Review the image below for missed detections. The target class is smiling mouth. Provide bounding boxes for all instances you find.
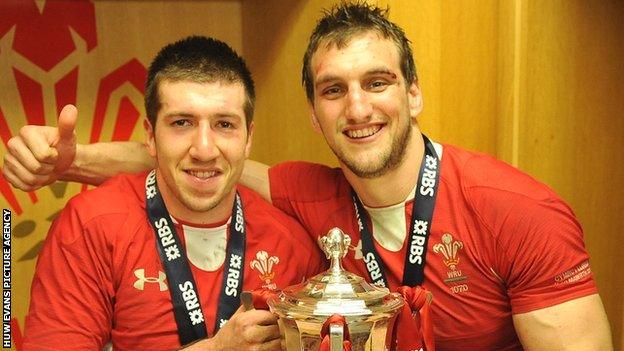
[343,125,382,139]
[186,170,219,180]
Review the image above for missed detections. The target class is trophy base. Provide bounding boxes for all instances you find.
[279,314,397,351]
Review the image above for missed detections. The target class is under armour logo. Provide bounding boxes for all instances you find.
[133,269,168,291]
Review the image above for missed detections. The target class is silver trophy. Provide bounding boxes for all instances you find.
[268,228,405,350]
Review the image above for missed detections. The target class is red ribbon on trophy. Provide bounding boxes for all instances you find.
[250,288,278,310]
[393,285,435,351]
[319,314,352,351]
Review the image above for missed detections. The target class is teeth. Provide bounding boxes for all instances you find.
[345,125,381,139]
[188,170,216,179]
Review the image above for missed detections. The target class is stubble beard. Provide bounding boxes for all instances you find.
[330,119,412,179]
[177,187,224,213]
[158,167,228,216]
[174,168,241,216]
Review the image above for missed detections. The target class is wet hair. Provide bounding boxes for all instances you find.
[144,36,255,128]
[302,2,417,102]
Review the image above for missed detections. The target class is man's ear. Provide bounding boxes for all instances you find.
[408,81,424,121]
[144,118,157,157]
[244,122,254,158]
[309,103,322,133]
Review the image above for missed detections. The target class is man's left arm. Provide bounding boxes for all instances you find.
[466,171,614,351]
[513,294,613,350]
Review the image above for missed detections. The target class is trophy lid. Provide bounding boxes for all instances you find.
[269,228,403,321]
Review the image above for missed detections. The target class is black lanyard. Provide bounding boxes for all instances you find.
[353,135,440,287]
[145,170,246,345]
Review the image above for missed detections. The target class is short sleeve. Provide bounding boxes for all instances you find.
[472,189,597,314]
[23,200,118,349]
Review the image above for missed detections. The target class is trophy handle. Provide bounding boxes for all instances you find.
[329,323,344,351]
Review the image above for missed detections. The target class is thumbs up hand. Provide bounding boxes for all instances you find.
[51,104,78,173]
[2,104,78,191]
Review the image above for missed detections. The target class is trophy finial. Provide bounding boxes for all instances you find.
[318,227,351,274]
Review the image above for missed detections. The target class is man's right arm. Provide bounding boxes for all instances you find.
[2,104,274,200]
[65,141,153,185]
[240,159,271,203]
[2,104,153,190]
[4,136,270,201]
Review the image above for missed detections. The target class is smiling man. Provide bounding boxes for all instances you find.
[17,36,323,350]
[148,79,249,224]
[264,5,612,349]
[3,3,614,351]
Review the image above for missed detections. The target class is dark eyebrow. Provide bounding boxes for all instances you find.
[315,74,341,89]
[213,112,243,119]
[364,68,397,79]
[162,112,195,119]
[162,112,243,120]
[315,67,398,88]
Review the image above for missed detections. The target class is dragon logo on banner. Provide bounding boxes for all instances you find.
[0,1,147,347]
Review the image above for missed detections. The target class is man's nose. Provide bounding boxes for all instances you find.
[188,122,218,161]
[345,87,373,122]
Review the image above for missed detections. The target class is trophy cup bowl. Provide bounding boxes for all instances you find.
[268,228,404,350]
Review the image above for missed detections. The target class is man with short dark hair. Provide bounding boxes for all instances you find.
[3,3,613,350]
[19,36,323,350]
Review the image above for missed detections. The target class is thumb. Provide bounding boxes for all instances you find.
[231,304,246,316]
[57,104,77,142]
[52,104,77,172]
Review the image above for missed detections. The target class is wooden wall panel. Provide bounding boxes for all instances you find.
[437,1,500,154]
[242,0,337,167]
[519,1,624,346]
